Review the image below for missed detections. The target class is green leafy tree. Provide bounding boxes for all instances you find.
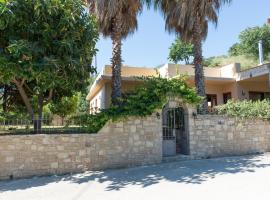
[50,95,79,125]
[168,39,193,64]
[203,57,221,67]
[88,0,142,105]
[0,0,98,133]
[147,0,231,114]
[77,75,96,114]
[235,25,270,60]
[228,43,243,57]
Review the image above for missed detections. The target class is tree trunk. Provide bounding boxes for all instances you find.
[33,94,43,134]
[111,13,122,106]
[193,19,208,114]
[13,80,34,119]
[3,85,8,113]
[61,116,64,126]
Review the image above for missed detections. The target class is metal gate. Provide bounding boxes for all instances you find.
[162,107,188,157]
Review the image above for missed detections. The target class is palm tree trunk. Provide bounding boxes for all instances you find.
[193,20,208,114]
[111,13,122,106]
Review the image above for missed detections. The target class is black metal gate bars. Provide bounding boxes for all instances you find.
[162,107,188,156]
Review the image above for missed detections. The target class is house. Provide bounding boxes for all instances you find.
[86,63,270,114]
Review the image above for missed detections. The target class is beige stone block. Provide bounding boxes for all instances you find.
[136,124,143,129]
[57,146,64,151]
[116,122,124,128]
[70,138,76,142]
[42,138,50,144]
[51,162,58,169]
[240,132,245,138]
[25,140,32,145]
[100,127,110,134]
[210,136,216,141]
[98,150,105,156]
[7,145,15,150]
[114,127,123,133]
[146,141,154,148]
[31,145,37,150]
[38,146,44,151]
[64,159,71,163]
[133,134,139,141]
[134,120,141,125]
[134,141,142,146]
[228,133,233,140]
[79,150,86,156]
[6,156,14,162]
[58,153,68,159]
[128,138,133,145]
[130,126,136,133]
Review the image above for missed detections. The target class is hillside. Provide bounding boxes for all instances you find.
[204,55,270,70]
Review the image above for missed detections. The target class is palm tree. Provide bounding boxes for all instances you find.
[148,0,231,114]
[87,0,142,106]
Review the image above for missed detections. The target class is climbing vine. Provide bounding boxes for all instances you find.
[74,76,202,133]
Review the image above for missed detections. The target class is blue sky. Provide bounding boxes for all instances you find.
[95,0,270,72]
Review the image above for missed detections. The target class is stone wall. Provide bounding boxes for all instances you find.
[0,112,162,180]
[189,115,270,158]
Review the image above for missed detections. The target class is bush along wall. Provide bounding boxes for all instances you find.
[216,100,270,120]
[75,76,202,133]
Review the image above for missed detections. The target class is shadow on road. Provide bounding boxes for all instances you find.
[1,154,270,192]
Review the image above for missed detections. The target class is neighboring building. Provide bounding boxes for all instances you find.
[86,63,270,114]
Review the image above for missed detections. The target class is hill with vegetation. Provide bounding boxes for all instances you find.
[203,55,270,70]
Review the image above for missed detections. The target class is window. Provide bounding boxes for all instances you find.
[249,92,270,101]
[207,94,217,108]
[223,92,232,104]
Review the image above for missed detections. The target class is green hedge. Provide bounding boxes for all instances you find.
[216,100,270,120]
[74,76,202,133]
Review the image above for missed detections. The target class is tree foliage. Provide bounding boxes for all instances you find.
[0,0,98,131]
[50,95,79,119]
[229,25,270,59]
[168,39,193,64]
[228,43,243,57]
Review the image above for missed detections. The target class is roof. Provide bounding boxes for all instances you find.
[86,65,158,101]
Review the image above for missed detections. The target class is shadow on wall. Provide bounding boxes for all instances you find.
[1,154,270,192]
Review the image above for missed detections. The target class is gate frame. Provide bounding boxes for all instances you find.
[161,99,193,157]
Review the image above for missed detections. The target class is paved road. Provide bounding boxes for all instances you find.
[1,154,270,200]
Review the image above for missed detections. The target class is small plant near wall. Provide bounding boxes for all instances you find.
[216,100,270,120]
[75,76,202,133]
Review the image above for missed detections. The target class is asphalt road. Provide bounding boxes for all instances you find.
[1,153,270,200]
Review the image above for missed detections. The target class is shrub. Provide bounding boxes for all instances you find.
[0,111,30,122]
[75,76,202,133]
[216,100,270,120]
[73,112,110,133]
